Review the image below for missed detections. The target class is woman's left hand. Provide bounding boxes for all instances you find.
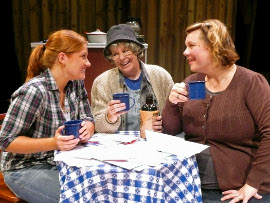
[79,120,95,143]
[221,183,262,203]
[152,115,162,132]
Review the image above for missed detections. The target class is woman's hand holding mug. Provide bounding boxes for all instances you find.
[169,82,188,104]
[107,100,127,123]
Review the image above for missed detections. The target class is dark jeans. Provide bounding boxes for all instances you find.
[202,189,270,203]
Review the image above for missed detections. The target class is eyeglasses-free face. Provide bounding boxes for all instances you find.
[183,29,213,73]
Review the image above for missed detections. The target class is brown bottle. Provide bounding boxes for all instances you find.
[140,94,159,138]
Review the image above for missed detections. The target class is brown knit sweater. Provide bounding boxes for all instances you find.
[162,66,270,193]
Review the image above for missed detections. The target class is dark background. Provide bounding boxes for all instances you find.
[1,1,22,113]
[235,0,267,72]
[0,0,268,113]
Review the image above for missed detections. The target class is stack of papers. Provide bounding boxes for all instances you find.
[54,131,208,170]
[145,130,209,158]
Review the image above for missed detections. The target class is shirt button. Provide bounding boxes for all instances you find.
[203,114,206,118]
[202,125,205,129]
[210,95,213,98]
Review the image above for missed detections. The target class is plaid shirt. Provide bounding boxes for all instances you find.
[0,69,94,171]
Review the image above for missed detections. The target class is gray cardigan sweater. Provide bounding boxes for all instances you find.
[91,62,174,133]
[162,66,270,193]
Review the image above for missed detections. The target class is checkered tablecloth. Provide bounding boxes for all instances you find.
[56,131,202,203]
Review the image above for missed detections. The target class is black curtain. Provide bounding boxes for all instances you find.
[0,1,22,113]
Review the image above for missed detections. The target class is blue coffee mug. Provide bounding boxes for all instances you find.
[188,81,206,100]
[62,120,82,138]
[113,93,135,112]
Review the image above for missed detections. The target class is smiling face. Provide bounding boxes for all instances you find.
[65,43,91,80]
[183,29,214,73]
[110,43,141,79]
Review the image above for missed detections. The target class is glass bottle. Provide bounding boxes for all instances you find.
[141,94,157,111]
[140,94,159,139]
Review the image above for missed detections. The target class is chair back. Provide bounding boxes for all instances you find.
[0,113,6,127]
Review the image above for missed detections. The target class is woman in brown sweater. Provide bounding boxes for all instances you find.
[162,19,270,203]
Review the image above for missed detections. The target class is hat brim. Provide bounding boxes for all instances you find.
[104,38,144,58]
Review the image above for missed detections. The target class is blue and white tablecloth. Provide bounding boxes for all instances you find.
[56,131,202,203]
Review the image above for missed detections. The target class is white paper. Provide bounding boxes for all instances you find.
[145,130,208,158]
[96,142,170,170]
[54,134,171,170]
[61,157,103,167]
[54,145,94,161]
[54,131,205,170]
[89,133,139,145]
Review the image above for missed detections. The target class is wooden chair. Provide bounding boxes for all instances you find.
[0,113,26,203]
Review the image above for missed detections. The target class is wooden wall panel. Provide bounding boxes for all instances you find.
[29,0,42,41]
[41,0,53,35]
[12,0,237,84]
[158,0,168,70]
[206,0,214,19]
[147,0,159,64]
[173,0,188,82]
[78,0,87,33]
[57,0,70,29]
[196,0,206,21]
[166,0,175,75]
[95,0,106,31]
[70,0,78,31]
[129,0,140,17]
[226,0,237,39]
[107,0,116,29]
[218,0,226,20]
[138,0,148,36]
[185,0,195,77]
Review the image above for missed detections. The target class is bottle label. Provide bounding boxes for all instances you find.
[140,110,159,138]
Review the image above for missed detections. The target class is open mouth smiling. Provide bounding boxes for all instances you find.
[187,58,195,64]
[120,61,130,67]
[82,68,86,73]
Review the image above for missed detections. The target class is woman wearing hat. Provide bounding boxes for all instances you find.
[91,24,174,133]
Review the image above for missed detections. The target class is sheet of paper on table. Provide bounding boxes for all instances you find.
[54,132,208,171]
[54,133,166,170]
[90,133,139,145]
[145,130,209,158]
[54,140,170,171]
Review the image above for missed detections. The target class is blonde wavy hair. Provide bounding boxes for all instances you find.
[186,19,239,67]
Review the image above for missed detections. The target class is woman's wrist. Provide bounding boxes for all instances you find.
[106,112,117,124]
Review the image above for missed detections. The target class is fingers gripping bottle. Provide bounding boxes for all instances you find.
[140,94,159,138]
